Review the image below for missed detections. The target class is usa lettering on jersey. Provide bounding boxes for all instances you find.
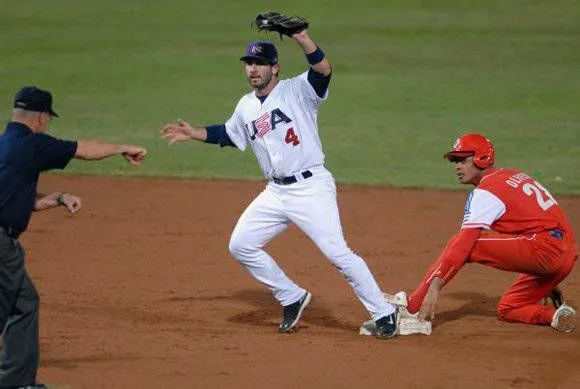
[224,71,327,178]
[247,108,292,140]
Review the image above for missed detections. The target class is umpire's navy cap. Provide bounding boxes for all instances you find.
[240,41,278,65]
[13,86,59,117]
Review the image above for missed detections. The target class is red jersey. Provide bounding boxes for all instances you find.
[407,167,577,316]
[461,168,574,237]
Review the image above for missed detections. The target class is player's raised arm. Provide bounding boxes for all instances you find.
[254,12,331,98]
[292,30,331,76]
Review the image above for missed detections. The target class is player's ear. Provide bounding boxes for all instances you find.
[34,112,44,129]
[273,64,280,77]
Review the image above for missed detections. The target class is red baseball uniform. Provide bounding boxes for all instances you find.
[408,167,577,325]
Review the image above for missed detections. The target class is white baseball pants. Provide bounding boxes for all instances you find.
[228,166,394,321]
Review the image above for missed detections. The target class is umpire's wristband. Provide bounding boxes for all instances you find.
[306,47,325,65]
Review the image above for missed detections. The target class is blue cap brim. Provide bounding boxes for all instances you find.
[240,55,277,65]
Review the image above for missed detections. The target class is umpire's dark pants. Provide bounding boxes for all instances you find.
[0,231,39,388]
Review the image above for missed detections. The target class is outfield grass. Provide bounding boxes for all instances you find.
[1,0,579,193]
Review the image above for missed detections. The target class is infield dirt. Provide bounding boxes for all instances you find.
[26,175,580,389]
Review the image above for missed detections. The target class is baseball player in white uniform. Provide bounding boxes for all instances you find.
[161,28,398,338]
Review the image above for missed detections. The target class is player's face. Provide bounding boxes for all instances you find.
[244,60,278,90]
[453,156,483,185]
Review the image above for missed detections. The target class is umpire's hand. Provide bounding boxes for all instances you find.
[60,193,82,214]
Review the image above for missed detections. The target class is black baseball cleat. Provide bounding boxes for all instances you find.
[374,309,399,339]
[548,288,564,308]
[278,291,312,333]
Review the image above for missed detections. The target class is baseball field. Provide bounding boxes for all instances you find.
[2,0,580,388]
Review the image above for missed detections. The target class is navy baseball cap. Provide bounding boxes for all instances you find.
[13,86,59,117]
[240,41,278,65]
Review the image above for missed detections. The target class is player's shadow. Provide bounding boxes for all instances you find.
[227,289,355,332]
[435,291,499,325]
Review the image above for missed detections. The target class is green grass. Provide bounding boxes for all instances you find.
[1,0,579,193]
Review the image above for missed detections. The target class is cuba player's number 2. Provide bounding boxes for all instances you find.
[523,181,557,211]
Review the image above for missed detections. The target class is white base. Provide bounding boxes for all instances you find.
[359,317,432,336]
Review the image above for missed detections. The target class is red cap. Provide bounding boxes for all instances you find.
[444,133,495,168]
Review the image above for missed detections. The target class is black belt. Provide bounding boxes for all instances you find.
[272,170,313,185]
[0,225,21,239]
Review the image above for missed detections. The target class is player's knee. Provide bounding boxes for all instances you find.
[496,303,512,321]
[228,236,243,257]
[228,235,256,258]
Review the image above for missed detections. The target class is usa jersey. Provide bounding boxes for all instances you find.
[461,168,573,235]
[224,71,327,178]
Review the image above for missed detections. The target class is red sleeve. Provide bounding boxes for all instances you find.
[429,228,482,284]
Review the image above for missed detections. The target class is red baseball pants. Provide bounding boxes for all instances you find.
[408,230,577,325]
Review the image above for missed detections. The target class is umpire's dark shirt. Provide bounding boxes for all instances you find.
[0,121,77,234]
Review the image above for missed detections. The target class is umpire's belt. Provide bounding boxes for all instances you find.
[0,225,21,239]
[272,170,313,185]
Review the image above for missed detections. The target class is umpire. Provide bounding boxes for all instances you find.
[0,86,147,389]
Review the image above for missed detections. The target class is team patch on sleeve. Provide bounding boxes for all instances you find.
[461,189,506,230]
[462,191,474,224]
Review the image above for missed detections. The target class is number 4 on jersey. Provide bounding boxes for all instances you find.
[285,128,300,146]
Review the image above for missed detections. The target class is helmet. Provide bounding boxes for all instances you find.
[444,133,495,169]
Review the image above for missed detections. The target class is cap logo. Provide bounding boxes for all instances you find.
[251,45,263,54]
[15,101,27,108]
[453,138,461,150]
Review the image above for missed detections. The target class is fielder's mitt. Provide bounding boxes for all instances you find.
[254,12,309,38]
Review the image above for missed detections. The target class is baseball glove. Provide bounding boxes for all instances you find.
[254,12,309,38]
